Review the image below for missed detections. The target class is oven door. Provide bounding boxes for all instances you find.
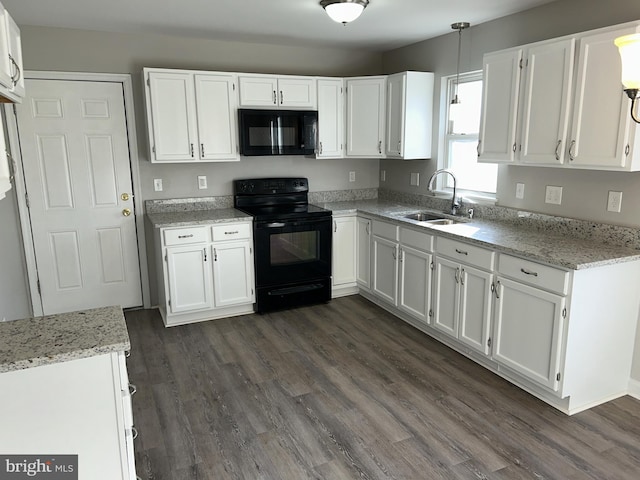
[254,216,332,287]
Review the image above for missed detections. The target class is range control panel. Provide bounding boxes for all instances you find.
[234,178,308,196]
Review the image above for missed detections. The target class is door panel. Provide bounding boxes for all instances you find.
[17,79,142,314]
[458,266,493,354]
[432,256,459,337]
[213,241,254,307]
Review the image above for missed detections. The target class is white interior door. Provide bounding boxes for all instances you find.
[16,79,142,314]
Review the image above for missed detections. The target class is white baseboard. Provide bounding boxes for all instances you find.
[629,378,640,400]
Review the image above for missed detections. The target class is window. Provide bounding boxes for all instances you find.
[440,71,497,197]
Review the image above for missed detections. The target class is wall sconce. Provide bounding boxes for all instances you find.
[320,0,369,25]
[615,33,640,123]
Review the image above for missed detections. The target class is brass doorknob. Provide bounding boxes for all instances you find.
[121,193,130,201]
[122,208,131,217]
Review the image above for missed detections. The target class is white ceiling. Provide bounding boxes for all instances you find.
[2,0,558,52]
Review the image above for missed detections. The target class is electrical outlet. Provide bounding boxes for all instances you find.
[410,172,420,186]
[607,191,623,213]
[154,178,163,192]
[515,183,525,199]
[198,175,208,189]
[380,170,386,182]
[349,171,356,182]
[545,185,563,205]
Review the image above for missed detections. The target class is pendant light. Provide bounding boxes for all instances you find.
[451,22,470,105]
[320,0,370,25]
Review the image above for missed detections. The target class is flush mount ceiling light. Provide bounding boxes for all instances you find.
[451,21,470,106]
[615,33,640,123]
[320,0,370,25]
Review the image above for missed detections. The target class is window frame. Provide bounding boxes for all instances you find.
[437,70,497,203]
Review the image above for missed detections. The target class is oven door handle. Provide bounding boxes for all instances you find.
[264,222,286,228]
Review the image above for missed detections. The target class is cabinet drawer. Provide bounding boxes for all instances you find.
[212,222,252,242]
[498,254,570,295]
[400,227,434,252]
[163,226,209,246]
[372,220,399,241]
[436,237,495,271]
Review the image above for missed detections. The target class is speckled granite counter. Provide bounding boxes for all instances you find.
[321,199,640,270]
[147,207,251,229]
[0,306,130,373]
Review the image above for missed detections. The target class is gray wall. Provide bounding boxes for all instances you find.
[381,0,640,382]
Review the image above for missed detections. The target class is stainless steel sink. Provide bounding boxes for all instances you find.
[404,212,446,222]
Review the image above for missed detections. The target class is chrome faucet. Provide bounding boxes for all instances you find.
[427,169,460,215]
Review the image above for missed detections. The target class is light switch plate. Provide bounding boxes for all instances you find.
[545,185,563,205]
[153,178,163,192]
[515,183,525,199]
[198,175,207,189]
[410,172,420,186]
[607,191,623,213]
[349,171,356,182]
[380,170,386,182]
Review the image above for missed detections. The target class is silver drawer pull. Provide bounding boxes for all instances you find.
[225,231,239,235]
[455,248,468,255]
[128,383,137,396]
[178,234,194,239]
[520,268,538,277]
[266,222,285,228]
[132,426,138,440]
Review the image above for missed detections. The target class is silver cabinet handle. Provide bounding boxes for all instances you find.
[319,141,323,155]
[397,140,401,154]
[213,248,217,261]
[399,249,404,263]
[460,268,465,285]
[334,220,337,233]
[477,140,481,157]
[132,426,138,440]
[8,54,19,86]
[569,140,576,161]
[266,222,285,228]
[378,140,382,154]
[178,234,194,239]
[190,143,194,158]
[495,280,501,299]
[280,90,283,105]
[520,268,538,277]
[455,248,468,256]
[201,143,205,158]
[272,90,277,104]
[392,249,397,260]
[128,383,137,395]
[366,222,370,235]
[555,140,562,161]
[203,248,207,262]
[455,267,460,284]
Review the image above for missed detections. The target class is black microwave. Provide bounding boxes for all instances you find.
[238,109,318,156]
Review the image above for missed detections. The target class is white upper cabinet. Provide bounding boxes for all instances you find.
[519,38,575,165]
[478,49,523,164]
[238,74,316,108]
[479,21,640,171]
[0,109,9,200]
[0,2,24,103]
[385,71,434,159]
[144,68,239,163]
[346,76,386,158]
[316,78,344,158]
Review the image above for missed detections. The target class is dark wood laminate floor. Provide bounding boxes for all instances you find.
[125,296,640,480]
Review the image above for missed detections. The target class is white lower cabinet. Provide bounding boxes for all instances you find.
[156,221,255,326]
[0,352,136,479]
[332,214,358,296]
[432,238,494,355]
[397,228,433,324]
[493,276,566,390]
[371,220,399,305]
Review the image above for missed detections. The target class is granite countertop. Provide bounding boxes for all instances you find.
[0,306,130,373]
[321,199,640,270]
[147,207,251,228]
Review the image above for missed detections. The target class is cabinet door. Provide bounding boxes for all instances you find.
[5,13,24,100]
[432,256,460,337]
[385,73,405,158]
[238,76,278,107]
[493,277,565,391]
[478,49,523,163]
[458,265,493,354]
[371,235,398,304]
[147,71,198,162]
[519,39,575,165]
[346,77,386,158]
[332,216,357,287]
[165,244,214,313]
[0,4,12,90]
[568,27,636,169]
[194,74,239,161]
[398,245,432,324]
[212,241,254,307]
[317,78,344,158]
[356,216,371,290]
[278,77,317,108]
[0,110,10,200]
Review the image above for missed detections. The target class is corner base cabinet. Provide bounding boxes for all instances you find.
[155,221,255,327]
[0,352,136,479]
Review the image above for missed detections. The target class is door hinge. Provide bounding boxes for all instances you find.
[556,372,561,382]
[562,307,567,318]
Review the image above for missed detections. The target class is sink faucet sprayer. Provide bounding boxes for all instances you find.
[427,169,460,216]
